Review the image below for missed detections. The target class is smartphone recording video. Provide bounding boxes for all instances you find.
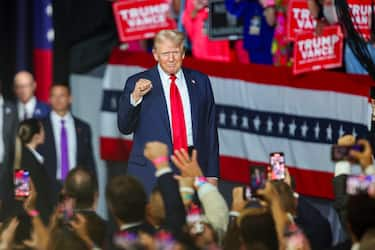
[244,166,267,200]
[346,175,375,196]
[14,169,30,198]
[270,152,285,180]
[331,144,364,162]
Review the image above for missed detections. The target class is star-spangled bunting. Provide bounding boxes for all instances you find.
[101,90,368,145]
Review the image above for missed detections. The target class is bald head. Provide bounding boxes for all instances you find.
[64,167,98,210]
[14,71,36,103]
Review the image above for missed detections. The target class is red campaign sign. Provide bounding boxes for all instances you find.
[347,0,372,40]
[287,0,317,41]
[112,0,177,42]
[293,25,344,75]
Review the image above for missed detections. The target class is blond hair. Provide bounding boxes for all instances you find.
[153,29,185,50]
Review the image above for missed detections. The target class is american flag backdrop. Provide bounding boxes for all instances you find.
[33,0,53,102]
[100,48,373,199]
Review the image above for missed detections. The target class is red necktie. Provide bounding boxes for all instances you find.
[169,74,188,151]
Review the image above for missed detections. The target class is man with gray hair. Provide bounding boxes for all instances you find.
[117,29,219,193]
[13,71,50,121]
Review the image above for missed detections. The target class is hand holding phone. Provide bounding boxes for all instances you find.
[270,152,285,180]
[14,169,30,198]
[331,144,364,162]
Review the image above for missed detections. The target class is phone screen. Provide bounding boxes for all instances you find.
[14,169,30,197]
[331,145,364,162]
[270,152,285,180]
[347,175,375,195]
[244,166,267,200]
[243,186,252,200]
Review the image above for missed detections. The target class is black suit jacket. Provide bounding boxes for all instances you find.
[157,172,186,238]
[20,147,53,223]
[0,146,53,223]
[38,114,96,202]
[0,101,18,203]
[296,197,333,249]
[333,175,350,236]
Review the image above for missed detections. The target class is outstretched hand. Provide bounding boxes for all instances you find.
[171,149,203,177]
[350,139,373,172]
[0,217,19,248]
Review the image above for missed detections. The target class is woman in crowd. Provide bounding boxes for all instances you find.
[1,119,52,225]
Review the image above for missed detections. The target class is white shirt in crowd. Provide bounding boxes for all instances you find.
[18,96,36,120]
[130,64,193,146]
[0,96,4,163]
[50,111,77,180]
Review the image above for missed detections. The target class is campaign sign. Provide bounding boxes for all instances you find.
[112,0,177,42]
[287,0,317,41]
[347,0,372,40]
[293,25,343,75]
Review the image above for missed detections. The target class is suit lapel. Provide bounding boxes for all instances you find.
[45,117,57,178]
[150,67,172,142]
[73,118,82,163]
[2,103,12,147]
[33,101,41,117]
[182,68,198,144]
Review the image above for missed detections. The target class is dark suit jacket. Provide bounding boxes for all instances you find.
[19,147,53,223]
[0,146,53,224]
[38,114,96,202]
[333,175,350,235]
[296,197,333,249]
[118,66,219,191]
[16,99,50,122]
[157,172,186,238]
[368,120,375,158]
[0,100,18,207]
[32,100,50,119]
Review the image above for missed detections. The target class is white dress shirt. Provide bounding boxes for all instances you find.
[0,96,4,163]
[130,65,193,146]
[50,111,77,180]
[18,96,36,120]
[27,146,44,164]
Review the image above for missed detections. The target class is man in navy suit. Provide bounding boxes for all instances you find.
[13,71,50,121]
[117,29,219,193]
[38,84,96,203]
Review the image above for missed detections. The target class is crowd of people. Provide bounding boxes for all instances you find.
[0,71,96,223]
[0,5,374,247]
[0,135,374,249]
[0,58,374,250]
[126,0,374,76]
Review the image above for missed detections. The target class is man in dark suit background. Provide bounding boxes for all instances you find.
[38,84,96,203]
[0,80,18,217]
[13,71,50,121]
[117,29,219,193]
